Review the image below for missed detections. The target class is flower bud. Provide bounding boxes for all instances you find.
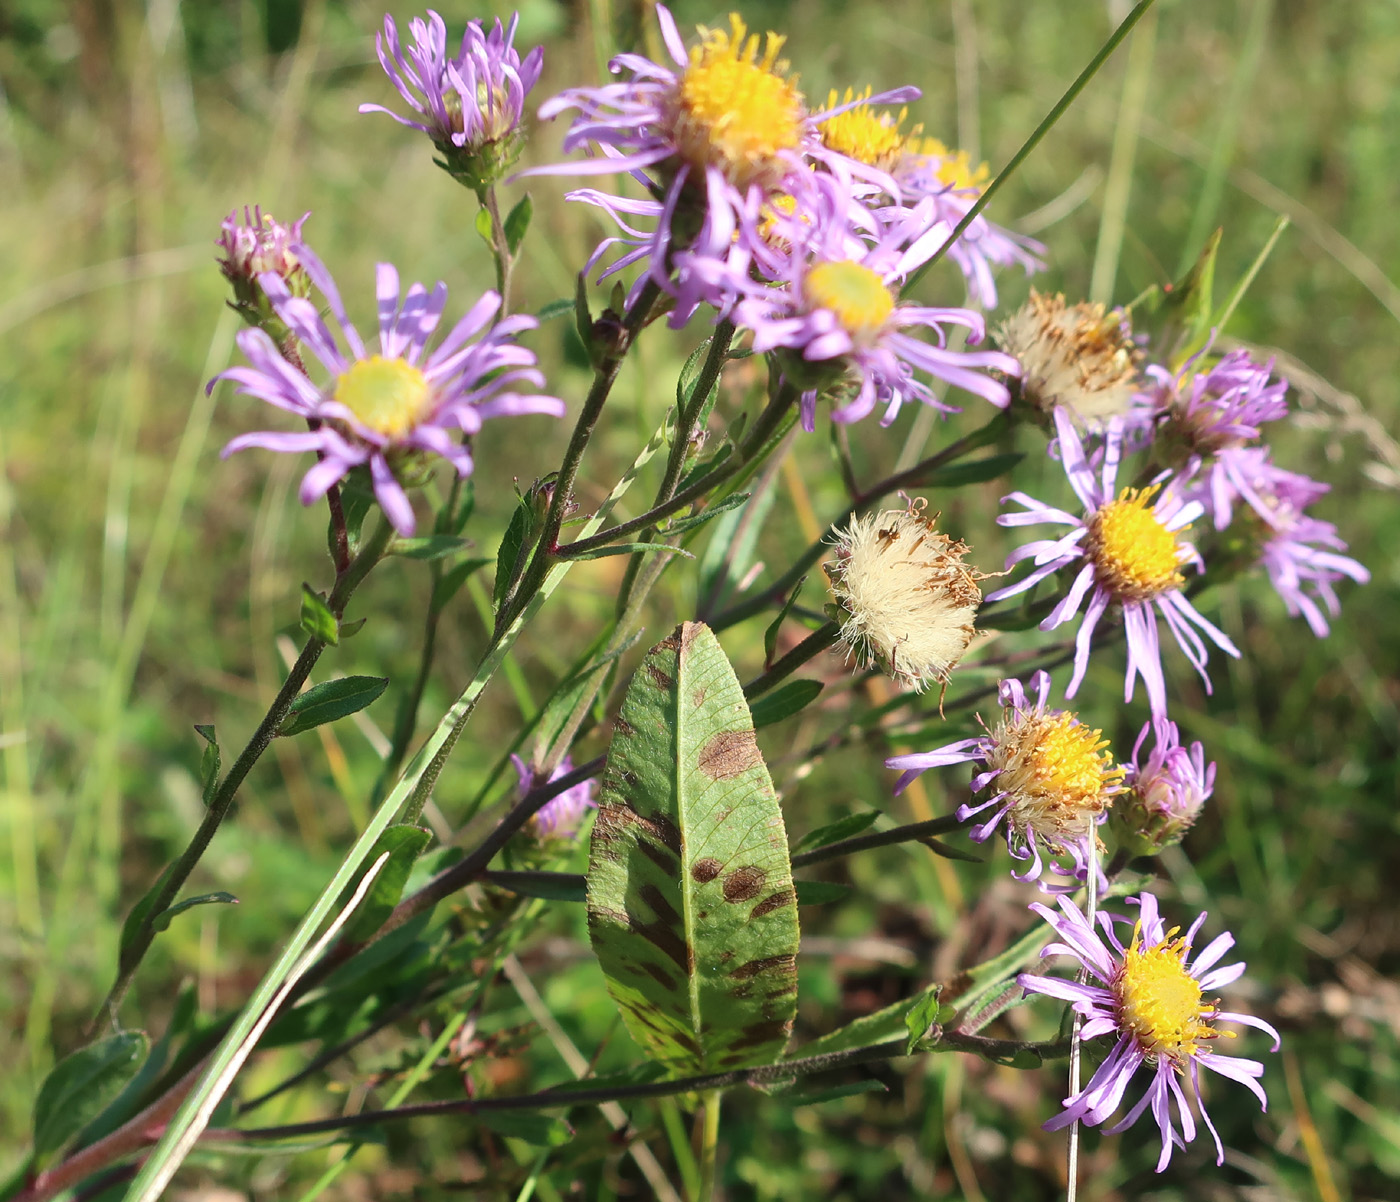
[216,207,311,339]
[1111,718,1214,856]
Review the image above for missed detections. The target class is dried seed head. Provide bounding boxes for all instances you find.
[996,289,1141,428]
[826,499,982,694]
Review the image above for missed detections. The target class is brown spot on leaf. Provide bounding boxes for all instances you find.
[750,889,795,919]
[698,729,760,779]
[691,686,707,708]
[613,715,635,738]
[728,1018,793,1050]
[619,768,640,788]
[722,866,766,903]
[691,857,723,883]
[656,630,683,653]
[646,663,675,690]
[638,838,679,876]
[640,962,677,991]
[730,953,797,980]
[640,882,681,926]
[650,812,683,856]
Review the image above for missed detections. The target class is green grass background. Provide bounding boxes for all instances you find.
[1,0,1397,1197]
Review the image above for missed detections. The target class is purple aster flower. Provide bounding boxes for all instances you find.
[1141,348,1289,528]
[213,245,563,535]
[360,10,543,186]
[217,207,312,336]
[731,180,1019,429]
[513,754,596,839]
[1018,892,1280,1172]
[885,671,1124,890]
[526,6,912,326]
[1112,718,1214,855]
[985,409,1240,718]
[1198,449,1370,636]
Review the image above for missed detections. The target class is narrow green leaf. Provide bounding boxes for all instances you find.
[763,575,808,667]
[32,1033,149,1160]
[299,585,339,645]
[588,622,801,1072]
[535,297,574,323]
[791,1078,887,1106]
[504,193,533,253]
[339,617,367,639]
[749,679,824,730]
[278,676,389,738]
[391,535,472,560]
[573,272,593,353]
[920,836,983,863]
[337,471,375,553]
[493,498,534,611]
[478,1111,573,1147]
[676,336,722,431]
[916,453,1024,490]
[431,557,492,615]
[904,986,945,1054]
[661,491,751,537]
[794,811,881,853]
[119,862,178,965]
[194,724,220,806]
[474,206,493,249]
[697,488,777,611]
[340,825,433,943]
[565,541,694,562]
[793,980,943,1060]
[485,870,586,902]
[1160,225,1221,364]
[151,892,238,932]
[794,880,850,906]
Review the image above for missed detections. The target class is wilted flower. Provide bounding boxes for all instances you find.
[886,670,1124,889]
[361,10,543,187]
[1019,892,1279,1172]
[514,754,596,839]
[217,207,311,337]
[986,409,1240,718]
[825,499,982,694]
[213,245,563,535]
[1112,718,1214,855]
[996,290,1143,429]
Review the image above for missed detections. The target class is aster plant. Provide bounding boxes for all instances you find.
[31,6,1380,1202]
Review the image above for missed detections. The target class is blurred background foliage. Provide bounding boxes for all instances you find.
[1,0,1398,1198]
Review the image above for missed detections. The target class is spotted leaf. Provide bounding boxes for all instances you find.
[587,621,800,1073]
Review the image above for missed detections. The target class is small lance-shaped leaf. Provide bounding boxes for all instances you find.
[118,862,178,969]
[300,585,339,645]
[564,542,694,562]
[278,676,388,738]
[763,575,807,668]
[587,622,800,1073]
[194,724,220,806]
[904,986,948,1054]
[794,810,881,853]
[340,824,432,943]
[504,193,533,254]
[750,679,823,730]
[32,1032,149,1161]
[150,892,238,932]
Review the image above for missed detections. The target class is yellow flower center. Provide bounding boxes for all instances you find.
[1115,926,1220,1063]
[1086,487,1188,602]
[904,137,991,192]
[804,260,895,341]
[985,708,1123,844]
[820,88,911,171]
[333,356,434,439]
[669,14,804,189]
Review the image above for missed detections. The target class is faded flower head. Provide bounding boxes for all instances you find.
[514,755,596,840]
[361,10,543,187]
[212,245,563,535]
[1019,892,1279,1171]
[996,290,1142,429]
[1112,718,1215,855]
[886,671,1124,889]
[217,207,311,336]
[825,499,982,694]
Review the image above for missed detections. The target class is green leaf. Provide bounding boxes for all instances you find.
[337,471,375,553]
[1160,225,1221,364]
[676,336,722,431]
[431,557,492,615]
[493,497,534,611]
[118,862,178,968]
[790,1078,887,1106]
[194,724,220,806]
[536,297,575,323]
[697,487,777,611]
[478,1111,573,1147]
[339,617,367,639]
[32,1032,149,1161]
[339,824,433,944]
[565,541,694,562]
[504,193,533,254]
[587,622,801,1073]
[573,272,593,356]
[763,576,808,667]
[299,585,339,645]
[750,679,823,730]
[474,206,493,249]
[904,986,945,1054]
[151,892,238,932]
[278,676,389,738]
[391,535,472,560]
[485,870,586,902]
[794,810,881,853]
[661,491,751,537]
[916,453,1024,490]
[794,880,850,906]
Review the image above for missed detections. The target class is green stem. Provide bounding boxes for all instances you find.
[478,184,514,310]
[98,518,394,1023]
[791,815,966,870]
[695,1090,722,1202]
[742,621,840,700]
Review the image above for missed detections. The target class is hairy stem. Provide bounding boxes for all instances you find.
[791,814,967,870]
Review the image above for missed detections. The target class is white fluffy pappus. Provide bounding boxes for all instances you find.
[825,500,983,694]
